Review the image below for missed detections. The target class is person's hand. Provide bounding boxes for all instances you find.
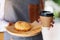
[8,22,14,26]
[50,20,54,27]
[38,19,54,27]
[38,19,54,30]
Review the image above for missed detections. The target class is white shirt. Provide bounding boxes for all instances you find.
[0,0,9,32]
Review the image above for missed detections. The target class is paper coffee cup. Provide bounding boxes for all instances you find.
[40,11,54,27]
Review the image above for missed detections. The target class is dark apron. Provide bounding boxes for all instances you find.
[4,0,40,22]
[4,0,43,40]
[4,32,43,40]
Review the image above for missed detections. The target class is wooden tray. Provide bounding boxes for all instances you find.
[6,21,41,37]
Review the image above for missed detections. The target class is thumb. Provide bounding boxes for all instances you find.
[8,22,14,26]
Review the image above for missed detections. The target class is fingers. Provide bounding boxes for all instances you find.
[51,20,54,27]
[38,18,54,28]
[50,24,53,27]
[52,21,54,24]
[38,19,41,22]
[51,20,54,24]
[8,22,14,26]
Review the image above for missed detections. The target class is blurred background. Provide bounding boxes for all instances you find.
[45,0,60,18]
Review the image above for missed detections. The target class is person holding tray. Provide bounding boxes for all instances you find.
[0,0,43,40]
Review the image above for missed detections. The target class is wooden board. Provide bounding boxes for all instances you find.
[0,32,4,40]
[6,21,41,37]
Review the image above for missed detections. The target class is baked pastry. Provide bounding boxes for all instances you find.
[15,21,32,31]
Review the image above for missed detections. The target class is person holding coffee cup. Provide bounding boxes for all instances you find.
[38,11,54,40]
[40,11,54,27]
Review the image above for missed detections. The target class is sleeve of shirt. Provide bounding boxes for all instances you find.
[0,0,9,32]
[0,19,9,32]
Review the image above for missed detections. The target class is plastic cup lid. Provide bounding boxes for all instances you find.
[40,11,54,17]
